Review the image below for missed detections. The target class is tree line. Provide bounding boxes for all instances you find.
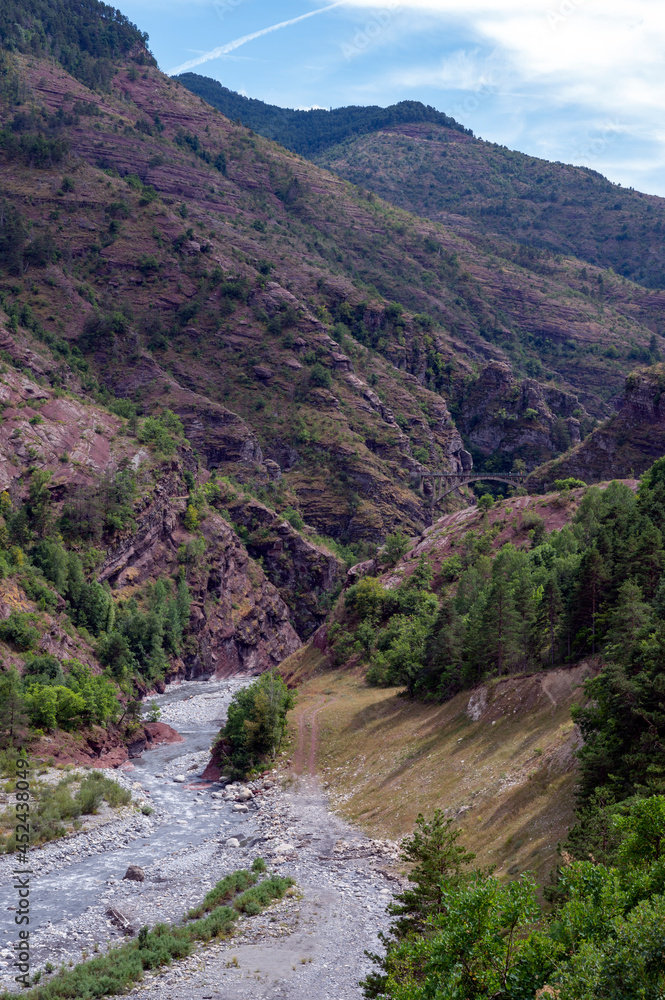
[174,76,471,156]
[0,0,152,90]
[363,800,665,999]
[334,459,665,854]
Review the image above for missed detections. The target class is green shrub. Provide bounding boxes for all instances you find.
[0,611,40,650]
[345,577,390,621]
[282,507,305,530]
[23,654,63,684]
[218,671,295,777]
[381,531,409,567]
[554,477,587,491]
[187,869,257,919]
[308,362,332,388]
[137,410,184,457]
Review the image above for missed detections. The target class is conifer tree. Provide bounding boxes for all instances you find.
[0,668,27,746]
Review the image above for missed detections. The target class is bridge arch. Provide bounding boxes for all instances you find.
[417,472,527,508]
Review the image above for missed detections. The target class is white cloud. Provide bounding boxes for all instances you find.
[341,0,665,119]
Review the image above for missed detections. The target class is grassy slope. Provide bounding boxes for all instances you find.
[285,663,587,884]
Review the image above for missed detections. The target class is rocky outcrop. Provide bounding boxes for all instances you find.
[126,723,184,758]
[0,351,303,682]
[0,578,100,675]
[99,485,301,678]
[104,349,264,469]
[456,361,588,469]
[533,364,665,484]
[0,349,133,494]
[190,511,301,677]
[216,492,344,638]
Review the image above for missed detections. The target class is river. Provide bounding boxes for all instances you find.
[0,676,397,999]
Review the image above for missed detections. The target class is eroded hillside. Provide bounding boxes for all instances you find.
[286,661,590,884]
[1,40,664,529]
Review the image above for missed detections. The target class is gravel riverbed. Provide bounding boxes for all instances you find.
[0,677,401,999]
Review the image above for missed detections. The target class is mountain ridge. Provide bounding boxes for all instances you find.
[173,74,471,155]
[177,74,665,292]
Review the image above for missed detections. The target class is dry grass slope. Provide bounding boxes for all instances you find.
[286,662,595,884]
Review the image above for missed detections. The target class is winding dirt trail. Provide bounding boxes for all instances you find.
[293,697,327,776]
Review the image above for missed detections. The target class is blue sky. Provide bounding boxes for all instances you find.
[119,0,665,197]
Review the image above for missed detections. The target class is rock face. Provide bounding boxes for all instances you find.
[0,343,134,494]
[0,338,301,685]
[99,492,301,679]
[534,364,665,484]
[456,361,589,470]
[217,492,344,638]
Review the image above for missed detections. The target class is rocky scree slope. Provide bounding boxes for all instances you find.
[1,42,664,521]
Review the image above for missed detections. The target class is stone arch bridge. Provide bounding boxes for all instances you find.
[417,472,528,508]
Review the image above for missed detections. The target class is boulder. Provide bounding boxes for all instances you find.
[225,837,240,848]
[263,459,282,481]
[123,865,145,883]
[273,842,295,854]
[172,774,186,783]
[232,803,249,813]
[144,723,183,746]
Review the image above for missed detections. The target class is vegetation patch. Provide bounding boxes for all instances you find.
[212,670,295,779]
[0,767,131,851]
[0,863,293,999]
[363,804,665,1000]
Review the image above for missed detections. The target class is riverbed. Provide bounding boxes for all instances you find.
[0,676,399,999]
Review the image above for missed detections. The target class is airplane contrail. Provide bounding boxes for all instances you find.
[168,1,349,75]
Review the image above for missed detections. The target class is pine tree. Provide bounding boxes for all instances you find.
[632,520,665,599]
[571,544,609,656]
[362,810,476,998]
[535,576,563,668]
[482,555,520,675]
[420,592,465,699]
[604,579,652,663]
[0,668,27,746]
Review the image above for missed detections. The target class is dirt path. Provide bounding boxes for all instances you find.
[293,698,327,776]
[122,773,398,1000]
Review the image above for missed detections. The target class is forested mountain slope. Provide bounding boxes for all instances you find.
[287,463,665,874]
[315,122,665,291]
[176,75,665,292]
[174,75,470,155]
